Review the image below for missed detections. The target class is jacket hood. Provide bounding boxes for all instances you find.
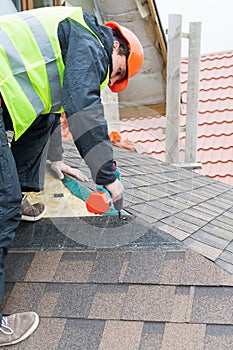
[83,11,113,75]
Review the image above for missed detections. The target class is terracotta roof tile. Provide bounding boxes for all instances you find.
[120,50,233,186]
[181,88,233,104]
[200,76,233,91]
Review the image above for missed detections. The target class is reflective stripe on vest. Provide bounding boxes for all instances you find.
[0,7,110,140]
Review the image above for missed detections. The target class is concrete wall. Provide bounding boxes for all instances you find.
[97,0,166,110]
[62,0,166,125]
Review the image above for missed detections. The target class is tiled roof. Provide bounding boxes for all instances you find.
[120,50,233,186]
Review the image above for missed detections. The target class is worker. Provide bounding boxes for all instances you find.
[0,0,89,222]
[0,6,143,346]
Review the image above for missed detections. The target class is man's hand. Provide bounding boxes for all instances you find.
[50,161,89,182]
[105,179,124,202]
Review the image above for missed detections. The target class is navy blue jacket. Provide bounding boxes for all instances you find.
[52,11,117,185]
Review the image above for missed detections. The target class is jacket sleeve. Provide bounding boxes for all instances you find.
[58,19,116,185]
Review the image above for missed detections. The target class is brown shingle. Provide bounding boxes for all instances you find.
[88,284,128,320]
[123,251,165,284]
[204,325,233,350]
[25,251,62,282]
[190,287,233,324]
[122,285,175,322]
[139,322,165,350]
[16,318,66,350]
[161,323,206,350]
[58,319,105,350]
[99,320,143,350]
[53,252,96,283]
[3,282,46,315]
[89,251,129,283]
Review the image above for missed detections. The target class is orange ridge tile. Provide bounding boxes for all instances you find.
[181,74,233,85]
[200,84,233,92]
[197,145,233,152]
[120,126,164,134]
[200,51,233,62]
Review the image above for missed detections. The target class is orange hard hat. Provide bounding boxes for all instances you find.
[105,21,144,92]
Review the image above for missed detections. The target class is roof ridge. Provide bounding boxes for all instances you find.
[198,96,233,103]
[197,119,233,127]
[182,50,233,64]
[199,85,233,92]
[141,150,165,155]
[200,64,233,73]
[208,173,233,179]
[181,108,233,116]
[200,74,233,81]
[181,74,233,84]
[201,52,233,61]
[180,134,233,142]
[121,115,162,122]
[199,132,233,139]
[121,126,163,133]
[198,145,233,151]
[201,159,233,165]
[135,138,165,144]
[181,65,233,75]
[199,108,233,114]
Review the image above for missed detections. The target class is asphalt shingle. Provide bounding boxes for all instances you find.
[2,146,233,349]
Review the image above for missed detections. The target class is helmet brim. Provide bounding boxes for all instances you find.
[108,78,128,93]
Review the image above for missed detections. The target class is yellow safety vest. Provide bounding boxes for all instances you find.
[0,6,109,140]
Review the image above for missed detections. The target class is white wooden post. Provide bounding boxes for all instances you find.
[165,14,182,163]
[185,22,202,163]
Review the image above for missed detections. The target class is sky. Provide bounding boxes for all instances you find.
[156,0,233,56]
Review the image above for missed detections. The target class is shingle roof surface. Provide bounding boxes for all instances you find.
[4,145,233,349]
[120,50,233,186]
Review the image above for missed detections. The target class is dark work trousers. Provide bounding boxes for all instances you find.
[0,107,22,325]
[0,95,60,192]
[10,113,60,192]
[0,98,60,326]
